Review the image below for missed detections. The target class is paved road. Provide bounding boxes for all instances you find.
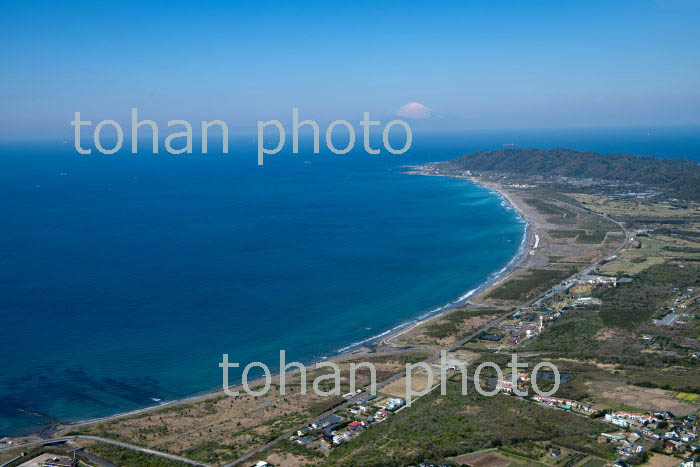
[0,455,24,467]
[0,436,209,467]
[4,193,629,467]
[224,195,631,466]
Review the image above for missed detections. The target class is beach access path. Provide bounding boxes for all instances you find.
[0,435,210,467]
[222,188,631,467]
[4,181,629,467]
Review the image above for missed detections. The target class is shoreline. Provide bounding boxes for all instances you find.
[380,167,535,347]
[14,168,535,440]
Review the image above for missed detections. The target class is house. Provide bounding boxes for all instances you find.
[613,461,630,467]
[348,421,362,430]
[254,462,270,467]
[573,297,602,307]
[549,449,561,457]
[385,398,404,411]
[480,333,503,342]
[375,409,389,418]
[41,458,78,467]
[297,427,310,436]
[605,414,630,428]
[349,402,369,415]
[296,435,317,446]
[580,274,617,286]
[655,313,679,326]
[665,439,682,450]
[312,415,342,429]
[680,457,698,467]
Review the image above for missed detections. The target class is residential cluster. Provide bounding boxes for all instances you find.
[288,396,405,452]
[600,412,698,464]
[654,288,697,329]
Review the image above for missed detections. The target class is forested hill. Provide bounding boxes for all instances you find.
[441,148,700,200]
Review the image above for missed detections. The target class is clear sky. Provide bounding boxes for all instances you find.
[1,0,699,139]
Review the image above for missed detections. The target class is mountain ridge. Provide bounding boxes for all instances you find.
[440,148,700,200]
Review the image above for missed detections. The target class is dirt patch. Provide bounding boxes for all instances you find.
[592,380,698,415]
[381,372,434,400]
[592,327,624,341]
[451,451,512,467]
[646,453,682,467]
[264,451,321,467]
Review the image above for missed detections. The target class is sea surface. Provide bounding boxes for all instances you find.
[1,126,699,436]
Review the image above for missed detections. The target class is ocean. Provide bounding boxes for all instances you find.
[1,126,699,436]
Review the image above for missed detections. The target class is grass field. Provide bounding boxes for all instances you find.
[580,458,607,467]
[85,443,190,466]
[488,268,575,302]
[323,380,614,466]
[548,229,580,239]
[598,233,700,275]
[676,392,700,402]
[570,193,700,219]
[548,229,612,244]
[523,198,578,224]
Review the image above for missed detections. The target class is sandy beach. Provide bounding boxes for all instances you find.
[0,167,540,449]
[34,169,539,440]
[376,167,540,349]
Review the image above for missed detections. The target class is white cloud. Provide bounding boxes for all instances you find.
[396,102,432,119]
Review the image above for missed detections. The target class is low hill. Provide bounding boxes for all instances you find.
[440,148,700,200]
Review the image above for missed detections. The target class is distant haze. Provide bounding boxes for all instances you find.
[1,0,699,140]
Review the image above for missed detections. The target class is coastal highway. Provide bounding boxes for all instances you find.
[8,188,629,467]
[0,435,210,467]
[223,191,632,466]
[546,195,631,273]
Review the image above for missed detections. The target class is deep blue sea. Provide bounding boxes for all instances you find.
[1,126,699,436]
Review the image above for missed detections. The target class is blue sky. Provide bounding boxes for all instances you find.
[1,0,699,139]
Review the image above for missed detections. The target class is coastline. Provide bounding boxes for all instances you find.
[379,167,535,348]
[29,168,535,439]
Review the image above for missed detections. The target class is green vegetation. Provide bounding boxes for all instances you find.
[527,311,602,356]
[308,395,345,416]
[580,457,608,467]
[548,229,609,244]
[576,230,608,244]
[489,268,574,301]
[593,262,699,330]
[548,230,579,239]
[424,308,504,339]
[181,440,240,464]
[274,439,325,459]
[86,443,190,466]
[323,380,613,466]
[523,198,578,224]
[443,148,700,201]
[663,245,700,253]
